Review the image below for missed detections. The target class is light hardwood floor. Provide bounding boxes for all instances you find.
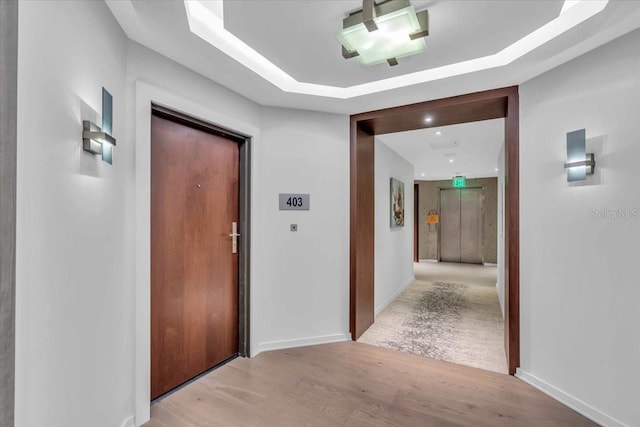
[145,342,596,427]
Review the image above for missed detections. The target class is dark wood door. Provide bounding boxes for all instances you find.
[151,114,239,400]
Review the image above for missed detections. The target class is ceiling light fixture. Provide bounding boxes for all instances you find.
[181,0,608,98]
[337,0,429,67]
[449,159,454,163]
[436,131,442,135]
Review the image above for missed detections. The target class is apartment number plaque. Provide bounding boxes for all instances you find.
[279,193,310,210]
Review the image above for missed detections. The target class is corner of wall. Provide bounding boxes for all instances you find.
[516,369,630,427]
[374,139,415,316]
[120,415,135,427]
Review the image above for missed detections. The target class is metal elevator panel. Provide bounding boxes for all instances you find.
[440,188,461,262]
[460,188,483,264]
[439,188,484,264]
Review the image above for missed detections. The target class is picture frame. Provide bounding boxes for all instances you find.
[390,177,405,228]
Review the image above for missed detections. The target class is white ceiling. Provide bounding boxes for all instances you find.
[106,0,640,114]
[223,0,560,87]
[378,118,504,181]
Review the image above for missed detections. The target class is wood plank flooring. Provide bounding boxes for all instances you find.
[144,342,596,427]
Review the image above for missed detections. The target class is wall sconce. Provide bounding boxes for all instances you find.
[564,129,595,182]
[83,87,116,164]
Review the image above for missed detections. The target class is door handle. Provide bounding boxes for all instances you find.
[229,222,240,254]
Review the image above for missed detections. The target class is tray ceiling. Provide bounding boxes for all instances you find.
[106,0,640,114]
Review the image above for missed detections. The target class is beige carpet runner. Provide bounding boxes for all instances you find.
[358,279,507,374]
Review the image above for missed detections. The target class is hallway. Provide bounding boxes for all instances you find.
[358,262,506,373]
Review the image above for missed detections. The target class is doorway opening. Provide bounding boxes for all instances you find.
[350,87,519,374]
[150,105,251,400]
[357,118,507,373]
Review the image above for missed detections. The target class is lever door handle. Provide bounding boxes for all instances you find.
[229,222,240,254]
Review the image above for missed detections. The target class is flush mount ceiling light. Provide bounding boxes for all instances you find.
[180,0,608,98]
[337,0,429,67]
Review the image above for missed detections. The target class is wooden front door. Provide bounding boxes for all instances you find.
[151,113,239,400]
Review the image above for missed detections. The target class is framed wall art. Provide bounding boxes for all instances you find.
[390,177,405,228]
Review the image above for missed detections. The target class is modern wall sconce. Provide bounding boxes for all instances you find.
[83,87,116,164]
[564,129,595,182]
[337,0,429,67]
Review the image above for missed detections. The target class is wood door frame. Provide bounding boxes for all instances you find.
[151,104,251,360]
[134,81,259,424]
[413,183,419,262]
[350,86,520,374]
[0,1,18,424]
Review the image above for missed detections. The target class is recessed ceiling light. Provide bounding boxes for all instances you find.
[436,131,442,136]
[449,159,454,163]
[495,168,499,172]
[421,172,425,176]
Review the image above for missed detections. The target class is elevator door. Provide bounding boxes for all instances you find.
[439,188,483,264]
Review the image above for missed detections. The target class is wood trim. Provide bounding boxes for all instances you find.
[350,86,520,374]
[414,183,419,262]
[151,103,249,143]
[0,1,18,425]
[505,89,520,373]
[349,122,375,340]
[238,139,251,358]
[352,87,511,135]
[352,86,514,121]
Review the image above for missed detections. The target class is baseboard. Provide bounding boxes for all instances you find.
[120,415,135,427]
[483,262,498,267]
[419,259,438,263]
[253,333,351,357]
[375,276,415,316]
[516,369,629,427]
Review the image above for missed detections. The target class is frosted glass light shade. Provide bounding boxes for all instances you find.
[337,6,425,66]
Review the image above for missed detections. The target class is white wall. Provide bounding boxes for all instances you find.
[16,2,351,423]
[127,41,264,424]
[519,28,640,427]
[374,140,415,314]
[254,107,350,350]
[16,2,132,427]
[130,42,351,424]
[496,144,505,316]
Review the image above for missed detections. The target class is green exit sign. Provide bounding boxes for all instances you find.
[452,176,466,188]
